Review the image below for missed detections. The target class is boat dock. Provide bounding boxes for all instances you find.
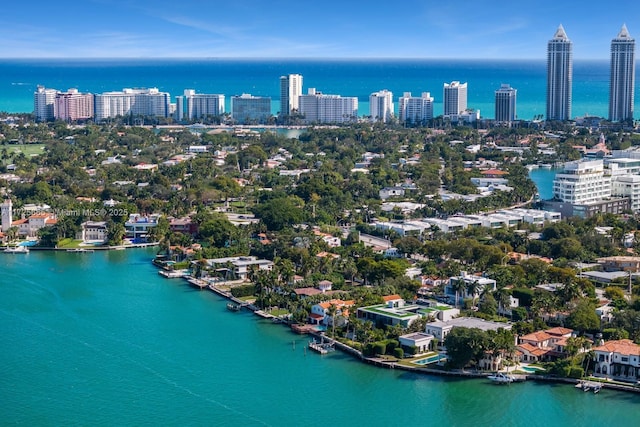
[159,269,189,279]
[308,338,335,355]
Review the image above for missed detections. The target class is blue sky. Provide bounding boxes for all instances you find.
[1,0,639,59]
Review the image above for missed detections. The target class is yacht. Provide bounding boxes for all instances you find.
[3,245,29,254]
[487,372,514,384]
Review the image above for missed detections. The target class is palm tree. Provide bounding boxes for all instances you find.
[452,279,467,309]
[467,280,481,309]
[327,303,338,338]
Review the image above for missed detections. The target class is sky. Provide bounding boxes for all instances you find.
[1,0,639,59]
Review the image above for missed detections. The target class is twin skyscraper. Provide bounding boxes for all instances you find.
[548,24,635,122]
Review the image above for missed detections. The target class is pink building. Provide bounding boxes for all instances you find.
[54,89,94,121]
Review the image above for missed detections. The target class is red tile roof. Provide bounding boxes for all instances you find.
[592,339,640,356]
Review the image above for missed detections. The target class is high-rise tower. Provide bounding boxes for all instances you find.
[546,25,572,121]
[443,81,467,117]
[495,84,517,122]
[279,74,303,116]
[609,24,635,122]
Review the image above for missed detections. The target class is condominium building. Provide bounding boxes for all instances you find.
[298,88,358,124]
[279,74,303,116]
[34,85,58,122]
[609,24,635,122]
[552,159,611,204]
[547,25,573,121]
[94,88,170,121]
[54,89,94,122]
[611,175,640,212]
[179,90,225,120]
[443,81,467,117]
[398,92,434,124]
[231,94,271,124]
[369,89,394,122]
[494,84,517,122]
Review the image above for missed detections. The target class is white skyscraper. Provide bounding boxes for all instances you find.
[280,74,303,116]
[34,85,59,122]
[443,82,467,117]
[398,92,434,124]
[609,24,635,122]
[494,84,517,122]
[369,89,394,122]
[94,88,170,121]
[181,90,225,120]
[547,25,573,121]
[298,88,358,124]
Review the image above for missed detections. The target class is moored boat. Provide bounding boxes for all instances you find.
[487,372,514,384]
[226,302,242,311]
[3,245,29,254]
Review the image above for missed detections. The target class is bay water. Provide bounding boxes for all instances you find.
[1,249,639,426]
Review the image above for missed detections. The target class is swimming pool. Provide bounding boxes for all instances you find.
[412,354,446,365]
[520,366,545,373]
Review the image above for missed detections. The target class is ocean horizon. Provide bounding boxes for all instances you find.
[0,58,635,120]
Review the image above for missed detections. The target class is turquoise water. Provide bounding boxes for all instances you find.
[529,167,560,200]
[0,59,633,120]
[1,249,639,426]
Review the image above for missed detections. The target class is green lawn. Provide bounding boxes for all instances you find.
[56,239,84,249]
[3,144,45,161]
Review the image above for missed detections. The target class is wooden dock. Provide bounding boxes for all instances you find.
[308,339,335,355]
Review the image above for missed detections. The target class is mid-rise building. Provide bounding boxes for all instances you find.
[180,90,225,120]
[231,94,271,124]
[279,74,303,116]
[369,89,394,122]
[609,24,635,122]
[54,89,94,122]
[34,85,58,122]
[553,159,611,204]
[398,92,434,124]
[443,81,467,117]
[298,88,358,124]
[494,84,517,122]
[94,88,170,121]
[547,25,573,121]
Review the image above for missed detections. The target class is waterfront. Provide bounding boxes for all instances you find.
[1,249,639,426]
[0,58,635,120]
[529,167,560,200]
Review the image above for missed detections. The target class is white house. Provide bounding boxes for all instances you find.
[379,187,405,200]
[80,221,108,243]
[309,299,354,326]
[425,317,511,348]
[592,339,640,380]
[445,272,497,306]
[399,332,435,355]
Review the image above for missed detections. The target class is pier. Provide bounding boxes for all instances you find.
[308,338,335,355]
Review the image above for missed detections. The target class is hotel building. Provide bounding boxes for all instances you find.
[494,84,517,122]
[94,88,171,121]
[609,24,635,122]
[298,88,358,124]
[546,25,573,121]
[231,94,271,124]
[279,74,303,116]
[54,89,94,122]
[397,92,434,124]
[34,85,58,122]
[369,89,394,122]
[443,81,467,117]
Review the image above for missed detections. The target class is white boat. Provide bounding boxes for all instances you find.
[3,245,29,254]
[487,372,514,384]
